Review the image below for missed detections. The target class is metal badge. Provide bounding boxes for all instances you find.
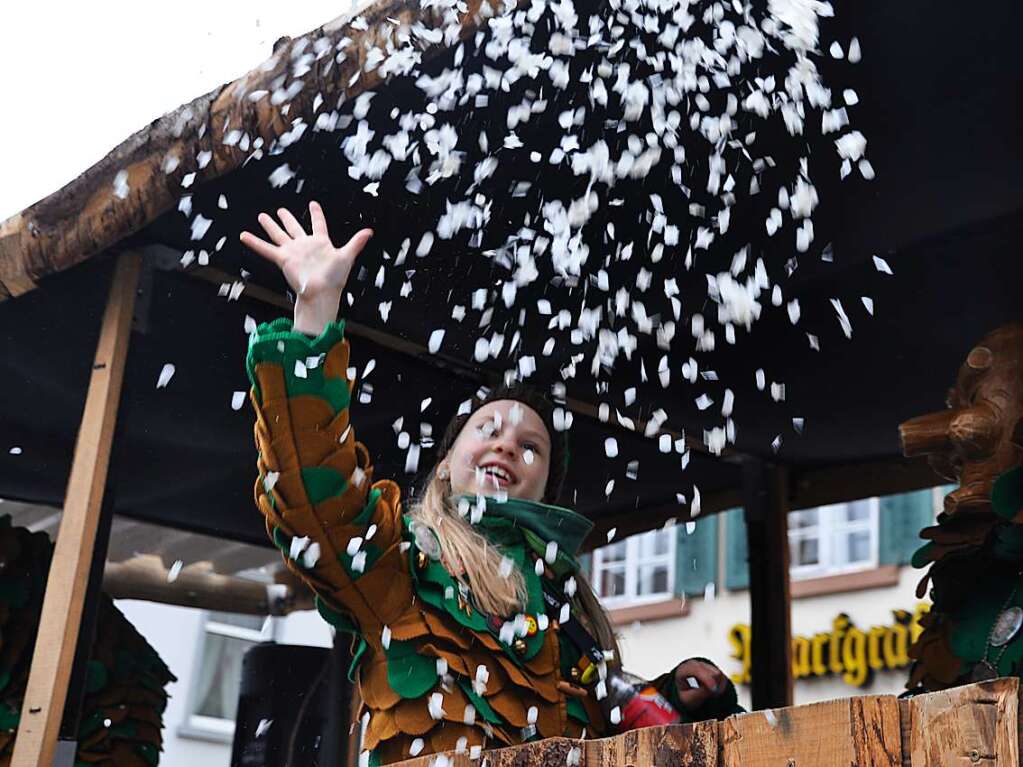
[990,606,1023,647]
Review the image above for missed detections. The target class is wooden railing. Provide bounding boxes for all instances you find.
[393,678,1019,766]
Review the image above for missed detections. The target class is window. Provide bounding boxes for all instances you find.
[788,498,879,579]
[591,528,675,606]
[183,610,275,740]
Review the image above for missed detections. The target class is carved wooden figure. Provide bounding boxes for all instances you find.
[900,323,1023,516]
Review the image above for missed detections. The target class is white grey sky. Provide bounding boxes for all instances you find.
[0,1,356,220]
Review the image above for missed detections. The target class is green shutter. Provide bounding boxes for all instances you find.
[724,508,750,591]
[577,552,592,578]
[674,516,718,597]
[879,489,938,566]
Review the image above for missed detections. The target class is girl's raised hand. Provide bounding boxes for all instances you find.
[239,200,373,335]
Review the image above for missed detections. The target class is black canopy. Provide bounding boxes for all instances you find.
[1,0,1020,546]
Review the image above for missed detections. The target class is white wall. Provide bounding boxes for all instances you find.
[116,600,333,767]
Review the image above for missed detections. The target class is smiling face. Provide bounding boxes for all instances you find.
[439,399,552,502]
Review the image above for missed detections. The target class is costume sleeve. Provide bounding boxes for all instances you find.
[651,657,744,723]
[246,316,414,636]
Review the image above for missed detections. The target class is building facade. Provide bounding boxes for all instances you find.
[594,487,941,708]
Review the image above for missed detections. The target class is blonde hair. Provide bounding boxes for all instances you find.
[409,467,622,667]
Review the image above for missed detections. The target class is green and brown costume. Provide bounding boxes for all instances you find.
[0,517,175,767]
[910,467,1023,688]
[247,317,740,765]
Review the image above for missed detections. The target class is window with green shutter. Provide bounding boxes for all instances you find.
[674,516,718,598]
[878,488,940,566]
[723,489,941,592]
[724,508,750,591]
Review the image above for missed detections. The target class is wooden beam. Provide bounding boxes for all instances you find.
[11,251,141,767]
[742,460,793,710]
[789,455,941,512]
[102,555,314,615]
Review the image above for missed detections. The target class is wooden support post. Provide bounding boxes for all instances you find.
[12,251,141,767]
[742,460,793,710]
[56,474,118,756]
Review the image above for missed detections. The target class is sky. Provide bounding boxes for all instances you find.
[0,1,358,220]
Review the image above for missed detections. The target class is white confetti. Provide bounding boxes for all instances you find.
[113,169,130,199]
[156,363,175,389]
[268,164,296,188]
[231,391,246,410]
[604,437,618,458]
[255,719,273,738]
[872,255,894,275]
[302,542,321,568]
[167,560,183,583]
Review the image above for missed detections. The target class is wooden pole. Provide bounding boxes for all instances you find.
[742,460,793,710]
[101,555,314,615]
[12,251,141,767]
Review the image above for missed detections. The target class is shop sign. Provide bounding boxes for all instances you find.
[727,603,930,687]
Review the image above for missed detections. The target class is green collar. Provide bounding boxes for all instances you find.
[454,494,592,562]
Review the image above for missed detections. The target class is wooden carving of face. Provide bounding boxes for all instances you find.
[900,323,1023,515]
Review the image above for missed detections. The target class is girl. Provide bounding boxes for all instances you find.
[240,201,740,765]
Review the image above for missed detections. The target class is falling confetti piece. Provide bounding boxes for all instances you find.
[604,437,618,458]
[303,542,321,568]
[231,391,246,410]
[156,363,175,389]
[8,447,21,456]
[167,560,183,583]
[113,170,130,199]
[255,719,273,737]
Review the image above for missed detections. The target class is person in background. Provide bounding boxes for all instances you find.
[240,201,742,765]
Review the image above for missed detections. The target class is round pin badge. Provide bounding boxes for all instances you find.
[991,606,1023,647]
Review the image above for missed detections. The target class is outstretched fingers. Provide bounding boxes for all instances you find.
[239,231,283,266]
[257,212,291,246]
[309,200,330,238]
[341,228,375,259]
[277,207,307,239]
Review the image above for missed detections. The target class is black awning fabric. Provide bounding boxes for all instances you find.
[1,0,1021,544]
[0,261,739,545]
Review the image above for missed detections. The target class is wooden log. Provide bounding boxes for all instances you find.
[11,251,141,767]
[720,695,902,767]
[904,677,1018,767]
[101,555,314,615]
[742,460,793,709]
[0,0,507,302]
[395,721,718,767]
[386,682,1023,767]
